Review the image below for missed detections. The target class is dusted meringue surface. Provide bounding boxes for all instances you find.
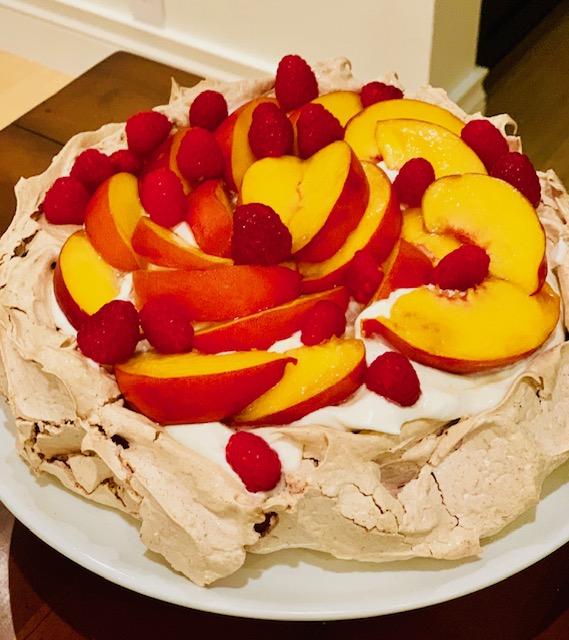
[1,58,569,586]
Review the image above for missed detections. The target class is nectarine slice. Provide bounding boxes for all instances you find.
[362,279,560,373]
[53,230,122,330]
[193,286,350,353]
[422,174,547,294]
[115,349,296,424]
[374,119,486,178]
[344,98,465,161]
[133,264,301,321]
[131,216,233,269]
[230,337,366,425]
[185,178,233,258]
[298,162,401,293]
[84,172,145,272]
[240,140,369,261]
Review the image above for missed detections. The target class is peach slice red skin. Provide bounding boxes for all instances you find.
[131,216,233,270]
[185,178,233,258]
[227,339,366,426]
[133,265,302,322]
[299,163,401,293]
[53,260,89,330]
[115,355,296,424]
[293,151,370,263]
[193,286,350,353]
[141,125,192,193]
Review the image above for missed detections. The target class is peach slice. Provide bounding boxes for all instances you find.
[185,178,233,258]
[193,286,350,353]
[214,96,279,192]
[374,119,486,178]
[422,174,547,294]
[298,162,401,293]
[344,98,465,161]
[115,349,296,424]
[131,216,233,270]
[241,140,369,262]
[401,207,462,262]
[229,337,366,426]
[84,172,145,272]
[141,126,192,193]
[372,238,433,301]
[53,230,122,330]
[362,279,560,373]
[133,264,301,322]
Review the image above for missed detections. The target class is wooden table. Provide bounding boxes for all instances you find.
[2,51,569,639]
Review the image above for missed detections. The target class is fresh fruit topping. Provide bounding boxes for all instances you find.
[77,300,140,365]
[231,203,293,265]
[296,103,344,159]
[392,157,436,207]
[345,250,384,303]
[139,295,195,354]
[432,244,490,291]
[41,176,91,225]
[125,110,172,156]
[189,90,228,131]
[300,300,346,346]
[490,151,541,207]
[139,167,187,228]
[70,149,114,192]
[365,351,421,407]
[176,127,225,185]
[109,149,143,175]
[275,54,319,112]
[225,430,282,492]
[460,119,509,172]
[359,81,404,107]
[248,102,294,158]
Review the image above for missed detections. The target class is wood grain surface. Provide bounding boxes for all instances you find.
[1,29,569,637]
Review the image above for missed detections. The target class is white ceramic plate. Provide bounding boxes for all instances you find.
[1,401,569,621]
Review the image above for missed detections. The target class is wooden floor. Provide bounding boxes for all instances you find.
[1,0,568,184]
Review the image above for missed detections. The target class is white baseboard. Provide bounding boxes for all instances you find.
[1,0,487,113]
[0,0,268,81]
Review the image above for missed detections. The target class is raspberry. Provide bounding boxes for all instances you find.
[365,351,421,407]
[300,300,346,346]
[41,176,91,225]
[139,295,194,354]
[231,203,292,265]
[70,148,114,192]
[125,110,172,156]
[432,244,490,291]
[344,250,384,303]
[176,127,224,185]
[490,151,541,207]
[248,102,294,158]
[139,167,187,228]
[77,300,140,365]
[360,81,403,108]
[225,430,282,492]
[460,119,509,172]
[275,54,319,112]
[109,148,143,175]
[189,90,228,131]
[296,103,344,159]
[392,157,436,207]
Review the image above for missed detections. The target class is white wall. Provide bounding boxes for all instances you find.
[0,0,487,111]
